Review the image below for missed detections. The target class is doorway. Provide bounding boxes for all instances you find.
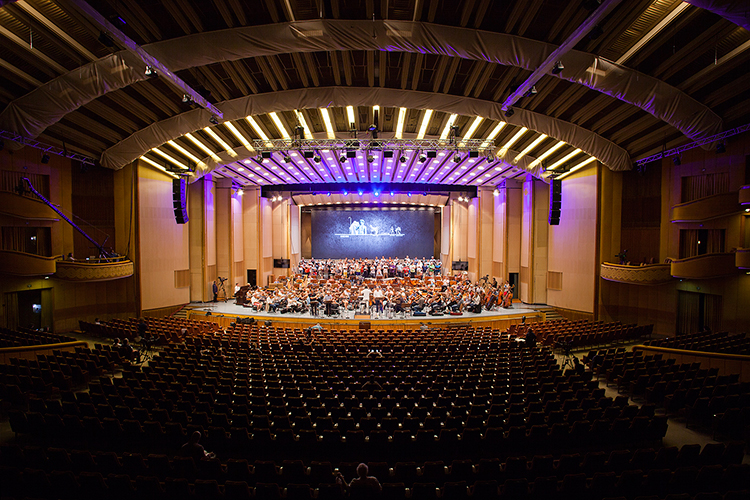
[508,273,519,299]
[677,290,722,335]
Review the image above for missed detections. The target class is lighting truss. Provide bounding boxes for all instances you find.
[634,123,750,167]
[0,129,96,165]
[252,138,491,155]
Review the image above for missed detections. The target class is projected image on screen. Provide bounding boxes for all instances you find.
[311,208,435,259]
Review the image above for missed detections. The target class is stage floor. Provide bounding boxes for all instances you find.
[187,300,544,322]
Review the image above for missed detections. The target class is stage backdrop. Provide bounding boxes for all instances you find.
[311,208,435,259]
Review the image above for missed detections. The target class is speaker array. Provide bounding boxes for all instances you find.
[172,178,189,224]
[549,179,561,225]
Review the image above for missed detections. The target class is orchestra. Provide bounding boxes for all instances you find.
[234,258,516,318]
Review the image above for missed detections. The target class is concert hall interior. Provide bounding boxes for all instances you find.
[1,1,750,499]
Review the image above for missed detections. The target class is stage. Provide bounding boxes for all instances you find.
[185,300,549,332]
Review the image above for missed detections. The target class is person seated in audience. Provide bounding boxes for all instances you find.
[335,463,382,497]
[181,430,215,460]
[361,373,382,394]
[118,338,136,360]
[525,328,537,348]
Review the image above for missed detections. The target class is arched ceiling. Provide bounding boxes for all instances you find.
[0,0,748,187]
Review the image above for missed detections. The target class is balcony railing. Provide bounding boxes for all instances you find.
[0,191,60,221]
[56,259,134,282]
[0,250,59,276]
[736,248,750,270]
[670,253,738,279]
[670,191,740,223]
[600,263,673,285]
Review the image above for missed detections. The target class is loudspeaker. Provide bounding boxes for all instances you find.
[172,178,189,224]
[549,180,561,225]
[247,269,257,287]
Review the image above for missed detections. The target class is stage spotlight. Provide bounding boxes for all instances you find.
[552,61,564,75]
[716,143,726,154]
[283,155,291,163]
[182,94,193,103]
[339,154,347,162]
[357,189,364,196]
[524,86,537,97]
[367,154,374,163]
[326,192,331,197]
[407,192,412,197]
[400,154,407,163]
[390,191,395,196]
[673,156,681,166]
[422,191,427,196]
[41,153,50,164]
[144,66,157,78]
[374,190,380,197]
[237,188,244,196]
[505,107,514,117]
[209,116,219,125]
[493,189,499,196]
[418,154,427,163]
[342,190,348,195]
[453,154,461,163]
[313,155,321,163]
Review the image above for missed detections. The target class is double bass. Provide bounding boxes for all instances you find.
[501,282,515,308]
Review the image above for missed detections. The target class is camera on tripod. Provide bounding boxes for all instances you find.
[555,339,573,356]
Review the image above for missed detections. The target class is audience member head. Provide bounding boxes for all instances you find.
[356,463,369,478]
[190,430,202,443]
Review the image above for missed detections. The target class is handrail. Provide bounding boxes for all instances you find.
[0,341,89,364]
[601,262,669,268]
[0,250,61,261]
[669,252,735,264]
[632,344,750,363]
[671,190,736,209]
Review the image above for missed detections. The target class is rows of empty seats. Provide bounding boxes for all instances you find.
[584,348,750,440]
[644,331,750,355]
[508,320,651,349]
[0,327,75,347]
[79,316,216,341]
[1,442,747,500]
[0,346,122,403]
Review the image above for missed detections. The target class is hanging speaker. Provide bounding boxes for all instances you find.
[173,178,189,224]
[549,179,561,225]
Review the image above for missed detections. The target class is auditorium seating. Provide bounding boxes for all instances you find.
[644,331,750,355]
[0,327,75,347]
[583,348,750,438]
[79,317,217,341]
[508,320,652,349]
[2,321,746,500]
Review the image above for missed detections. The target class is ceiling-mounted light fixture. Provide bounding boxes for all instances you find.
[418,154,427,163]
[145,66,157,78]
[400,154,407,163]
[313,155,321,163]
[505,107,514,118]
[551,61,564,75]
[209,116,219,125]
[453,154,462,163]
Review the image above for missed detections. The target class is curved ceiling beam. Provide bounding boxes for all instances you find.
[0,20,722,146]
[100,86,631,173]
[684,1,750,31]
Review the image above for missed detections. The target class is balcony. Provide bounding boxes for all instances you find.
[600,263,673,285]
[670,253,738,279]
[670,191,740,223]
[740,185,750,206]
[0,250,59,276]
[737,248,750,270]
[0,191,60,221]
[56,259,134,282]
